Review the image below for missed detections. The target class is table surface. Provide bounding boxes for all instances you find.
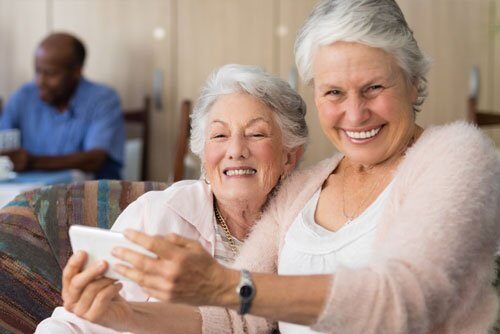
[0,170,87,208]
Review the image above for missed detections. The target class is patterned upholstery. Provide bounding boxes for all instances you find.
[0,180,167,334]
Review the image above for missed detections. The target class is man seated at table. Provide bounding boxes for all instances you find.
[0,32,125,179]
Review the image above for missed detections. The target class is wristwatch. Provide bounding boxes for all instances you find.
[236,269,256,315]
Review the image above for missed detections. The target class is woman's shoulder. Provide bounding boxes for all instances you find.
[132,180,212,218]
[286,154,342,188]
[416,121,496,159]
[404,121,498,177]
[269,153,343,216]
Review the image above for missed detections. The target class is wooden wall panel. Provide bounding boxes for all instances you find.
[398,0,492,127]
[52,0,172,108]
[0,0,48,102]
[494,0,500,111]
[485,0,500,145]
[175,0,277,177]
[176,0,276,101]
[278,0,334,168]
[52,0,175,181]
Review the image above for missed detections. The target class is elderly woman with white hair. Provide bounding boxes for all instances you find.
[34,64,308,333]
[108,0,500,333]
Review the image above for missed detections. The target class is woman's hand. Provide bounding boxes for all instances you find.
[112,229,239,307]
[62,251,134,328]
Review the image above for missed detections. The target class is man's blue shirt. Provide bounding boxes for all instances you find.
[0,78,125,179]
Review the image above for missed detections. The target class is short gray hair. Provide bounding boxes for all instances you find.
[295,0,431,112]
[190,64,308,159]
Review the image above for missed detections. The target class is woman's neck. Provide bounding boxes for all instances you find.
[215,198,264,241]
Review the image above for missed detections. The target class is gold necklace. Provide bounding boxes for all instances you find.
[341,131,419,223]
[341,162,389,224]
[213,201,238,256]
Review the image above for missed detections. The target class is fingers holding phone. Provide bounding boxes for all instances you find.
[62,251,118,313]
[113,229,226,307]
[61,250,126,324]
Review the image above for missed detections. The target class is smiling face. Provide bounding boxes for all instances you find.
[203,93,295,207]
[313,42,418,166]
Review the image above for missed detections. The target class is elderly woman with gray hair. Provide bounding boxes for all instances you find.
[35,64,308,333]
[105,0,499,333]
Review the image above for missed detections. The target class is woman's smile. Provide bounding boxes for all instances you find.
[341,124,385,144]
[223,167,257,177]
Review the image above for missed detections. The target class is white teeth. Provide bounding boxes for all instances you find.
[225,169,256,176]
[345,127,381,140]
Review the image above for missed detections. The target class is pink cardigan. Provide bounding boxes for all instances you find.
[201,121,500,334]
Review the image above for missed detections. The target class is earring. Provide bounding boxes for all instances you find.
[278,172,287,183]
[201,166,210,185]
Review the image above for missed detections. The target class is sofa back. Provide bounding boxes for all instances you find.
[0,180,167,334]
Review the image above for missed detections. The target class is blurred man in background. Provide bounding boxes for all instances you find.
[0,32,125,179]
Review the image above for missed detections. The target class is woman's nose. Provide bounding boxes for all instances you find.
[226,135,249,160]
[342,95,370,124]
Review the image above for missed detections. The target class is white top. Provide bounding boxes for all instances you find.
[278,181,395,334]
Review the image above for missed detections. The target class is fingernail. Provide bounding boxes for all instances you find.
[75,251,86,260]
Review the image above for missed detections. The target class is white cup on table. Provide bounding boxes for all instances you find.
[0,156,14,181]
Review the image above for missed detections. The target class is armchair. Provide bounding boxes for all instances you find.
[0,180,167,333]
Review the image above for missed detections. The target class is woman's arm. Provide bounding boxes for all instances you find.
[118,302,201,334]
[114,231,332,325]
[217,270,331,325]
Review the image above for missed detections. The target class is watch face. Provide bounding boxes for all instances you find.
[240,285,253,298]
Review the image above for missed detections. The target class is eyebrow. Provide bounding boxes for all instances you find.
[317,74,393,91]
[210,117,271,127]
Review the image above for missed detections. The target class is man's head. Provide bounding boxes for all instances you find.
[34,33,86,109]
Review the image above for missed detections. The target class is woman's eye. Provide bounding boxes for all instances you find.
[246,133,265,139]
[326,89,342,96]
[364,85,384,98]
[366,85,383,93]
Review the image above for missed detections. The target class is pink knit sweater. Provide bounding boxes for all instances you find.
[200,122,500,334]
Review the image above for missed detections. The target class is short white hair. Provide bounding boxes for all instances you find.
[189,64,308,159]
[295,0,431,112]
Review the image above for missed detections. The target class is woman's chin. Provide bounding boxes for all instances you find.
[219,187,266,205]
[343,150,387,167]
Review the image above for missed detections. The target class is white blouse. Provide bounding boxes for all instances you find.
[278,181,395,334]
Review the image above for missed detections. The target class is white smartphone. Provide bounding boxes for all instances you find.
[68,225,156,282]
